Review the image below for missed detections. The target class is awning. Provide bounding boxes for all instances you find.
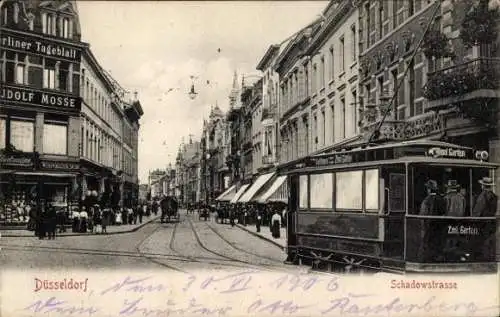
[230,184,250,204]
[14,171,77,178]
[255,175,287,203]
[215,184,236,202]
[238,172,275,203]
[267,176,289,203]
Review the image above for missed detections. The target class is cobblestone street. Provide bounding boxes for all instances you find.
[0,210,293,273]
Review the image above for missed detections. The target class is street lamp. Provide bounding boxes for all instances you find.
[188,83,198,100]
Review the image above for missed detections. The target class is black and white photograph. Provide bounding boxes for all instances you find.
[1,0,500,316]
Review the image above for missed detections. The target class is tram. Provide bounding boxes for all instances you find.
[282,140,498,273]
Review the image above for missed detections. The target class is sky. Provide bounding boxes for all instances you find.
[77,1,328,184]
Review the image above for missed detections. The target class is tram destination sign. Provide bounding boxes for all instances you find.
[1,85,81,111]
[1,31,81,62]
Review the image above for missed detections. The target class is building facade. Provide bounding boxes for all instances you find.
[175,138,201,205]
[0,0,85,225]
[256,45,282,171]
[274,19,323,164]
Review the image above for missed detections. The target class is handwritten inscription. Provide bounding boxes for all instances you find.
[20,273,500,317]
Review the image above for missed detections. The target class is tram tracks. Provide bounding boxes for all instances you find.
[204,222,283,265]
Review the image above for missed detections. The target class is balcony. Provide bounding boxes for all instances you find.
[424,58,500,110]
[361,111,444,141]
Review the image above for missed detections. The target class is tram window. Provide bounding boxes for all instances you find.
[365,169,379,211]
[411,165,495,217]
[336,170,363,210]
[299,175,308,209]
[310,173,333,209]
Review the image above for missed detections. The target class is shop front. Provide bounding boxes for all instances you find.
[0,154,79,227]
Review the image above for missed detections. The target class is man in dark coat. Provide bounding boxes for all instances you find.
[419,180,445,261]
[419,180,445,216]
[46,203,57,239]
[472,177,497,217]
[36,200,46,239]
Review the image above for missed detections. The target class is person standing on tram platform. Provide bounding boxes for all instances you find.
[419,180,446,216]
[444,180,466,217]
[472,177,497,217]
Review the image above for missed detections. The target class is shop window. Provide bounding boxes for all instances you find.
[336,170,363,210]
[0,118,5,149]
[299,175,308,209]
[10,120,34,152]
[310,173,333,209]
[43,123,67,155]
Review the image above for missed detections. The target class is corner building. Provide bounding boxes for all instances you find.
[0,0,85,226]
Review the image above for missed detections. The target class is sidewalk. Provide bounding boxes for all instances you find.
[236,223,286,250]
[0,215,160,238]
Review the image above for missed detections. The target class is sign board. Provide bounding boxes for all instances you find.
[1,31,81,62]
[0,154,33,167]
[1,85,82,111]
[41,160,80,171]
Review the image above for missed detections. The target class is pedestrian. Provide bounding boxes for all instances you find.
[72,208,80,233]
[271,210,281,238]
[80,207,88,233]
[27,200,37,232]
[56,207,66,233]
[46,202,57,240]
[93,206,102,234]
[102,208,110,234]
[256,211,261,233]
[138,204,145,224]
[37,200,46,239]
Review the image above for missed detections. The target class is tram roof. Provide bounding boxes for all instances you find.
[280,156,499,175]
[277,139,497,174]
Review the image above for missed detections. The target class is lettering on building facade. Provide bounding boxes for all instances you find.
[0,32,81,62]
[1,85,81,111]
[41,161,80,170]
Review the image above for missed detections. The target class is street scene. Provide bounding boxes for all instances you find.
[1,0,500,277]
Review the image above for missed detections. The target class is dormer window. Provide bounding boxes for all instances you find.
[2,6,8,25]
[13,3,19,24]
[61,17,70,38]
[42,12,56,36]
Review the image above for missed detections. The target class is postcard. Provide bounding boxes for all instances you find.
[1,0,500,316]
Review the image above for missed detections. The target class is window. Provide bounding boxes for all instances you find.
[352,90,358,134]
[365,2,371,47]
[312,64,317,93]
[313,114,317,148]
[336,170,363,210]
[59,62,69,91]
[329,46,334,80]
[321,110,325,145]
[2,6,7,25]
[299,175,308,209]
[351,25,357,61]
[391,69,399,117]
[340,37,345,72]
[408,0,415,16]
[13,3,19,24]
[43,68,56,89]
[378,2,384,39]
[341,98,346,138]
[43,13,55,35]
[62,17,70,38]
[43,123,67,155]
[10,120,34,152]
[365,169,380,211]
[320,56,325,89]
[310,173,333,209]
[15,65,25,84]
[408,60,416,116]
[0,118,5,149]
[330,102,335,142]
[304,63,309,97]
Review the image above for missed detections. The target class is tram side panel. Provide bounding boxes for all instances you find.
[405,216,497,263]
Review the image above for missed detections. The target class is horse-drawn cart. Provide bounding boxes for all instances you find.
[160,196,179,223]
